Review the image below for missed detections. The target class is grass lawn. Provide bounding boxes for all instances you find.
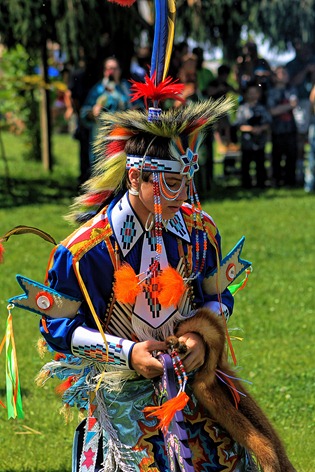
[0,130,314,471]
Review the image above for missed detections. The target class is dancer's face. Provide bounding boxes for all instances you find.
[128,169,189,224]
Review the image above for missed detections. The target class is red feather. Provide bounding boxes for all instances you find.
[108,0,136,7]
[83,191,111,206]
[107,140,126,157]
[130,74,185,107]
[0,243,4,263]
[55,376,76,396]
[107,0,136,6]
[54,352,67,361]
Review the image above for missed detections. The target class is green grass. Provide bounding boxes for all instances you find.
[0,130,314,471]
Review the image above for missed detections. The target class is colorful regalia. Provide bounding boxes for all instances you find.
[13,192,250,472]
[0,0,257,471]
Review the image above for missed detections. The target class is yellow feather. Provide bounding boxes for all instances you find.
[0,226,57,245]
[163,0,176,81]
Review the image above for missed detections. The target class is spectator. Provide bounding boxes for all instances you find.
[174,53,214,197]
[286,40,315,184]
[235,82,271,188]
[80,57,131,164]
[174,53,202,105]
[305,84,315,192]
[130,46,151,82]
[207,64,240,153]
[267,66,298,187]
[236,41,272,101]
[208,65,238,99]
[192,46,214,96]
[67,55,100,185]
[168,41,189,78]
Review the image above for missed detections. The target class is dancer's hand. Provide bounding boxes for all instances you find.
[178,332,205,373]
[130,340,167,378]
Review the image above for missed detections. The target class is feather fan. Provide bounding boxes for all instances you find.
[0,226,57,245]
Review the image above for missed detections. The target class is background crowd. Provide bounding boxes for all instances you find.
[52,38,315,196]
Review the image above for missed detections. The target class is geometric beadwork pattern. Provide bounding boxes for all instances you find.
[169,214,186,237]
[79,392,100,472]
[126,155,182,173]
[72,341,127,367]
[180,147,199,178]
[144,275,162,319]
[120,215,136,250]
[146,230,156,252]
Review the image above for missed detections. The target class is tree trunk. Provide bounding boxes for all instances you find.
[40,42,53,171]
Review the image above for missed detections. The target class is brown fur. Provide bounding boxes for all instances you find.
[167,308,296,472]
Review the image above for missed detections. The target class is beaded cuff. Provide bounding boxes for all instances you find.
[71,326,135,370]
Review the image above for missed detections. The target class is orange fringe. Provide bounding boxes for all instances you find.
[158,266,187,307]
[55,376,76,396]
[114,264,141,304]
[54,352,67,361]
[143,391,189,434]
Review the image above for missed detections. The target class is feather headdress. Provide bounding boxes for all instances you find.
[129,0,183,109]
[68,97,233,221]
[68,0,233,222]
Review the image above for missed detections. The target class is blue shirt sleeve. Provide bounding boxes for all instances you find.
[39,313,85,354]
[40,245,86,354]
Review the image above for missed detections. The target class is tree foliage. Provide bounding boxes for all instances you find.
[0,45,41,160]
[254,0,315,50]
[2,0,315,164]
[176,0,248,60]
[2,0,315,70]
[175,0,315,57]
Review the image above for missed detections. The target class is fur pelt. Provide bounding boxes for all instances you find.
[168,308,296,472]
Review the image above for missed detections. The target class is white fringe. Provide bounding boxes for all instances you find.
[86,369,138,394]
[96,391,142,472]
[131,309,189,342]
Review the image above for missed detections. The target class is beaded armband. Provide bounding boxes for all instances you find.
[71,326,135,370]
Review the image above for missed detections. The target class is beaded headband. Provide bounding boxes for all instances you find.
[126,148,199,179]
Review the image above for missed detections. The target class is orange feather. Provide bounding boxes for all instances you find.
[143,391,189,434]
[55,376,76,396]
[158,266,187,307]
[54,352,67,361]
[114,264,141,304]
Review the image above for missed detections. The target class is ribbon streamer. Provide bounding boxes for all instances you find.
[229,268,252,296]
[1,304,24,419]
